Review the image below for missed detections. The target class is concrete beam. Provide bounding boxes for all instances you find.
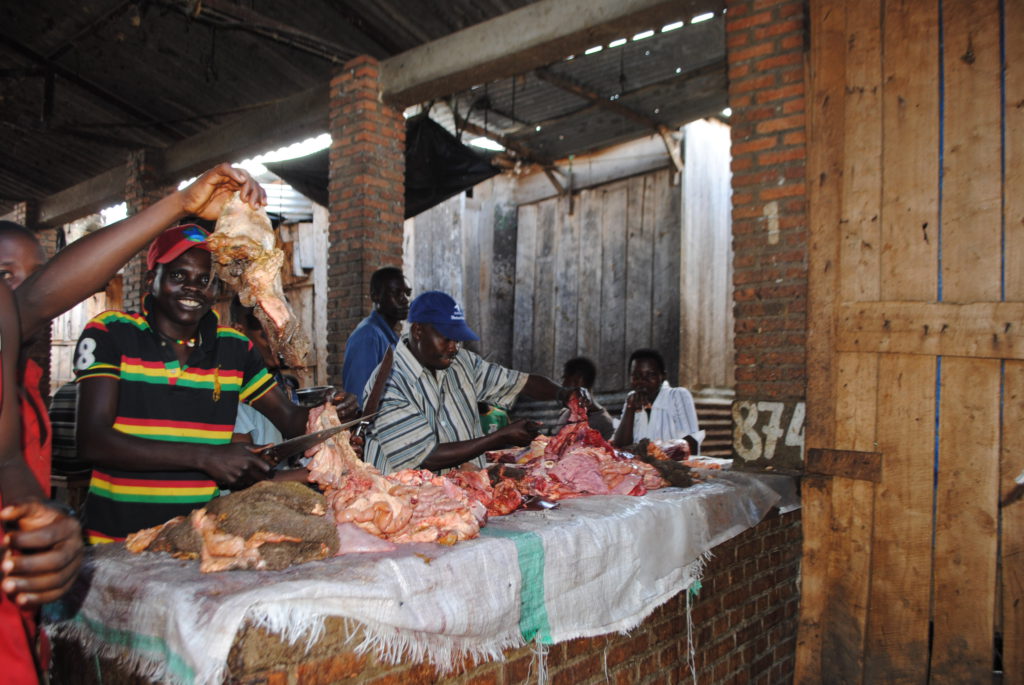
[162,85,329,181]
[35,86,329,227]
[380,0,722,107]
[39,166,126,227]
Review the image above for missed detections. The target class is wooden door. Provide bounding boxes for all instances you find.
[797,0,1023,682]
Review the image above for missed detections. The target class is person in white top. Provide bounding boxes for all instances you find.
[611,348,701,454]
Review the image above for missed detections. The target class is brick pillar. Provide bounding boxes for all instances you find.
[124,149,174,311]
[725,0,809,469]
[327,56,406,385]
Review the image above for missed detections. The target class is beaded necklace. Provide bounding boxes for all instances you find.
[157,329,199,348]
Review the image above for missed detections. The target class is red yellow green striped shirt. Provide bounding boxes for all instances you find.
[74,303,276,543]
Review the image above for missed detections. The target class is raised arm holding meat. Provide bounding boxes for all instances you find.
[15,164,266,343]
[75,204,355,544]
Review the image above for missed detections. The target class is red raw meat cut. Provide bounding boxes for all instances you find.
[509,394,666,501]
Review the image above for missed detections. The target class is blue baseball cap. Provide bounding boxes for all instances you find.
[407,291,479,341]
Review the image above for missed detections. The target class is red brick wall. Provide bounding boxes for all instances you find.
[327,56,406,386]
[124,150,175,311]
[726,0,809,403]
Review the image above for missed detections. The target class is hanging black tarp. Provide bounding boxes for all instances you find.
[264,114,499,220]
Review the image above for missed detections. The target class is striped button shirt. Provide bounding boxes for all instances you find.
[74,301,276,543]
[363,340,527,474]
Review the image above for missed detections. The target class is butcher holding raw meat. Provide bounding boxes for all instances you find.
[74,221,358,544]
[362,291,591,475]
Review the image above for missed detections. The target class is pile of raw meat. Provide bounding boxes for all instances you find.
[125,397,687,573]
[486,395,669,500]
[304,404,520,546]
[125,481,339,573]
[207,192,310,366]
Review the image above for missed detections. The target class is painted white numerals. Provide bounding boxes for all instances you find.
[732,400,806,462]
[733,401,762,460]
[784,402,806,450]
[74,337,97,371]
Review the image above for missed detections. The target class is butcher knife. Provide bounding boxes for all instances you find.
[257,416,370,466]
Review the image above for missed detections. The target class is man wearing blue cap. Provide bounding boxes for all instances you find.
[363,291,586,474]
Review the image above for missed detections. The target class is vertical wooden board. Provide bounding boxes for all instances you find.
[444,200,465,299]
[418,205,438,296]
[821,478,876,683]
[531,199,557,378]
[941,0,1002,302]
[461,194,483,345]
[931,356,1000,683]
[815,351,878,683]
[1001,360,1024,683]
[600,184,628,390]
[701,122,734,389]
[794,475,835,685]
[834,351,879,452]
[651,169,681,386]
[489,180,518,368]
[680,155,699,391]
[512,203,537,372]
[577,189,604,384]
[553,194,580,377]
[840,0,882,304]
[312,205,330,385]
[864,353,935,683]
[804,0,847,456]
[474,183,495,352]
[1006,0,1024,301]
[625,175,654,365]
[879,0,940,301]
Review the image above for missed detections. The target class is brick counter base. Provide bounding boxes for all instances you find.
[51,510,801,685]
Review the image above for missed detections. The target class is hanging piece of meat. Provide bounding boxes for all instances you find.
[207,192,310,367]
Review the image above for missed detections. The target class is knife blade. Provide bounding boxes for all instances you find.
[257,417,364,466]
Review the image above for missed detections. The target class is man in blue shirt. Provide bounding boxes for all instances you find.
[342,267,411,407]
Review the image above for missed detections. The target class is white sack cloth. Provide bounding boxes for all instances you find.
[48,471,781,684]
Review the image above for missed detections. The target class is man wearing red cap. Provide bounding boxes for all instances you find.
[363,290,587,474]
[73,224,356,543]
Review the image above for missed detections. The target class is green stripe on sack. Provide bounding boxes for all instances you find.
[70,612,195,683]
[481,527,552,643]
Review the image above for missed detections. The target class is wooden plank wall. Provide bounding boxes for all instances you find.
[682,118,734,390]
[800,0,1023,682]
[405,141,735,394]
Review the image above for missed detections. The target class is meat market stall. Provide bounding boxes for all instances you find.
[47,472,793,684]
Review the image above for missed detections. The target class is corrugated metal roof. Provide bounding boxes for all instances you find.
[0,0,726,218]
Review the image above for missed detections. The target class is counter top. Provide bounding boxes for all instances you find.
[49,471,787,684]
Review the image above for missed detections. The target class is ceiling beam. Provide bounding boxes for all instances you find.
[39,166,126,227]
[379,0,722,107]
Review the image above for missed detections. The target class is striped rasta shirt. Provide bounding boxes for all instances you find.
[74,300,276,543]
[363,339,527,474]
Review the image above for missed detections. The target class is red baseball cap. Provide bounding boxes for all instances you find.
[146,224,211,271]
